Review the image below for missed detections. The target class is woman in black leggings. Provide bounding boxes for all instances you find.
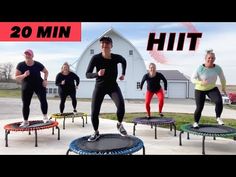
[55,62,80,113]
[191,50,226,128]
[86,36,127,142]
[15,49,49,127]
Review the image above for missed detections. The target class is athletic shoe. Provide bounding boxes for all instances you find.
[19,121,29,127]
[217,118,224,125]
[88,131,100,142]
[192,122,199,128]
[117,123,128,136]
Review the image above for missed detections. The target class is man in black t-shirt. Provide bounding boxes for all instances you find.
[15,49,49,127]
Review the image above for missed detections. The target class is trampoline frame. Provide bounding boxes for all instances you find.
[132,117,176,139]
[179,124,236,155]
[66,134,145,155]
[4,120,60,147]
[50,112,88,129]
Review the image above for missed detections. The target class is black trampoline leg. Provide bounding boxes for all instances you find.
[172,123,177,136]
[52,127,54,135]
[202,136,205,155]
[234,136,236,141]
[142,146,145,155]
[133,123,136,136]
[82,116,84,127]
[85,115,88,124]
[56,126,60,140]
[170,124,172,131]
[72,115,74,123]
[187,132,190,140]
[29,131,31,135]
[155,125,157,139]
[35,130,38,147]
[151,125,153,129]
[179,131,184,146]
[63,116,66,129]
[66,149,70,155]
[213,136,216,140]
[5,130,10,147]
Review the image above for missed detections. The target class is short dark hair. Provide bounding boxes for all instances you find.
[99,36,112,44]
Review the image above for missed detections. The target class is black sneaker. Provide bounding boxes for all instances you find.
[88,131,100,142]
[146,115,151,119]
[117,123,127,136]
[159,113,164,117]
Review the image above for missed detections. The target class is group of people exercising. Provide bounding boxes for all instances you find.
[15,36,226,142]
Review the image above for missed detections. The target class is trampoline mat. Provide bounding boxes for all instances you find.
[51,112,84,118]
[132,117,175,125]
[4,120,58,131]
[72,134,141,152]
[181,124,236,136]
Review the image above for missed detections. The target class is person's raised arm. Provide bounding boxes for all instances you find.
[86,56,98,79]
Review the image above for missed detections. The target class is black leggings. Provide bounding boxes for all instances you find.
[91,86,125,131]
[194,87,223,123]
[21,85,48,121]
[58,89,77,113]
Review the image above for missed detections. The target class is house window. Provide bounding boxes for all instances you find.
[136,82,141,89]
[49,88,53,94]
[53,88,57,94]
[129,50,133,55]
[90,49,94,54]
[46,88,48,93]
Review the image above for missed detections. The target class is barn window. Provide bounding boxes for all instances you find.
[90,49,94,54]
[136,82,141,89]
[49,88,53,94]
[53,88,57,94]
[46,88,48,93]
[129,50,133,55]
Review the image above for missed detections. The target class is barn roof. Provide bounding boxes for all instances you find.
[158,70,189,81]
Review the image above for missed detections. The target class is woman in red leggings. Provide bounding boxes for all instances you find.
[140,63,167,118]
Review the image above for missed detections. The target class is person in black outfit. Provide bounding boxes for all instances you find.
[86,36,127,142]
[55,62,80,113]
[15,49,49,127]
[140,63,167,118]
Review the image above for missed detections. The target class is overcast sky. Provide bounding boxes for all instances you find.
[0,22,235,85]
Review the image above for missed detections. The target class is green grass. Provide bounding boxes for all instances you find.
[0,89,21,97]
[100,112,236,131]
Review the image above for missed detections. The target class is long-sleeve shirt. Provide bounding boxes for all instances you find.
[86,53,127,88]
[191,64,226,91]
[55,72,80,91]
[140,72,167,92]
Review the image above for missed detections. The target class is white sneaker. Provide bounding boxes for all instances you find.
[73,110,77,114]
[217,118,224,125]
[43,117,50,123]
[19,121,29,127]
[192,122,199,128]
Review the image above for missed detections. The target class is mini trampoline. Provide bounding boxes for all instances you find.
[179,124,236,154]
[132,117,176,139]
[66,134,145,155]
[4,120,60,147]
[50,112,88,129]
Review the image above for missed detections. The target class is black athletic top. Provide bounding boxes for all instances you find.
[55,72,80,91]
[140,72,167,92]
[16,61,45,87]
[86,53,127,88]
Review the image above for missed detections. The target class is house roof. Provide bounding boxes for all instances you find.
[157,70,189,81]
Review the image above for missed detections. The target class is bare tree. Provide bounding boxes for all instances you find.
[0,63,14,81]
